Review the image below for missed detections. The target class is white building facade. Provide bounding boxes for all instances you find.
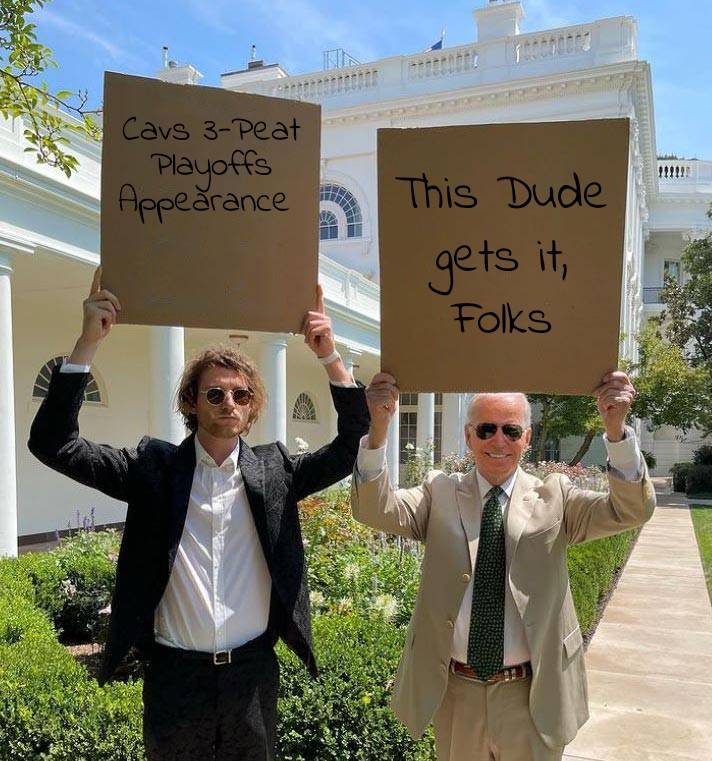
[0,0,710,554]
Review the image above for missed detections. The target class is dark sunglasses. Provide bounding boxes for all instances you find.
[472,423,524,441]
[199,387,254,406]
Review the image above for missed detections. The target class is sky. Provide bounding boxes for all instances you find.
[29,0,712,159]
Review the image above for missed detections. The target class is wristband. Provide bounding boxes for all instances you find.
[318,350,341,366]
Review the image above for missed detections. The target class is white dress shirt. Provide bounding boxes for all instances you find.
[154,436,272,652]
[356,426,643,666]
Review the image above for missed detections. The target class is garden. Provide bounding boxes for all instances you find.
[0,459,638,760]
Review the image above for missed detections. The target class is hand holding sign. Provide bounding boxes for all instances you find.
[302,285,335,359]
[365,373,400,449]
[593,370,637,441]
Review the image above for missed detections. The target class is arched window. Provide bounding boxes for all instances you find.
[319,210,339,240]
[33,356,103,404]
[292,392,317,422]
[319,184,363,238]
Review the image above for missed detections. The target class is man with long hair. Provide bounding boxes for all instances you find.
[29,268,370,760]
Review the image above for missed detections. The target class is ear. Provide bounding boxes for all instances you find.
[523,427,532,447]
[464,423,475,452]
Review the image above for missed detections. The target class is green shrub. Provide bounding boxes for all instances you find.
[277,614,435,761]
[670,462,694,492]
[19,530,119,642]
[567,529,637,635]
[693,445,712,466]
[641,450,657,470]
[0,557,144,761]
[686,465,712,496]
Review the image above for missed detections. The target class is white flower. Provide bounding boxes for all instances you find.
[343,562,360,581]
[405,442,415,451]
[309,591,325,607]
[372,594,398,622]
[61,579,77,598]
[295,437,310,453]
[335,597,353,614]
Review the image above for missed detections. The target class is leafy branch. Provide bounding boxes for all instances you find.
[0,0,101,177]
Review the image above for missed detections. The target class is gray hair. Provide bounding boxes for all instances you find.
[466,393,532,428]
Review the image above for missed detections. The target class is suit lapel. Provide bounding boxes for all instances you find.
[455,468,482,564]
[238,438,272,563]
[506,468,538,562]
[167,434,197,571]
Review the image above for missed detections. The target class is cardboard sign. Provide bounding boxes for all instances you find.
[377,119,630,394]
[100,72,321,332]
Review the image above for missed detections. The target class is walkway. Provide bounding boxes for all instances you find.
[564,494,712,760]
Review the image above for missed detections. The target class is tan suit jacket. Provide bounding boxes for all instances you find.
[351,463,656,749]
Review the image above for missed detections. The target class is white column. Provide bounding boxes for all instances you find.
[342,346,362,380]
[416,393,435,465]
[441,393,461,460]
[259,334,288,445]
[386,409,400,487]
[0,253,17,557]
[149,326,185,443]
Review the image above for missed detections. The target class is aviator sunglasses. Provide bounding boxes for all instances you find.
[199,387,254,406]
[471,422,525,441]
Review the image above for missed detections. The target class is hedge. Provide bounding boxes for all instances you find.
[0,490,639,760]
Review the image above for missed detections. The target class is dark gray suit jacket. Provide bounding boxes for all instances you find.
[29,366,370,684]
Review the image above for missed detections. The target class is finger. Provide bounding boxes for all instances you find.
[316,284,325,315]
[371,373,398,386]
[89,266,102,297]
[95,289,121,311]
[92,302,118,321]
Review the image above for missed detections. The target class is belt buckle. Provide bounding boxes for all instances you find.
[213,650,231,665]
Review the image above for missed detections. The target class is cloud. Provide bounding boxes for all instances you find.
[39,7,131,61]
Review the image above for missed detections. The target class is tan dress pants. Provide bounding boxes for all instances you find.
[432,670,564,761]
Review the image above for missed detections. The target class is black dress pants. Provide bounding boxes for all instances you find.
[142,633,279,761]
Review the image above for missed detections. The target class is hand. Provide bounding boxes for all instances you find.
[301,284,335,358]
[69,268,121,364]
[592,370,636,441]
[365,373,399,448]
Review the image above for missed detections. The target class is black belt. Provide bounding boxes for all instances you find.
[151,629,276,666]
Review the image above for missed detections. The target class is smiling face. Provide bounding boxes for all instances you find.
[464,394,532,486]
[189,366,253,441]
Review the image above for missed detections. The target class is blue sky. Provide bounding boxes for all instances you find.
[32,0,711,159]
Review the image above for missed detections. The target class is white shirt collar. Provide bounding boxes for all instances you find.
[194,435,240,471]
[475,467,518,502]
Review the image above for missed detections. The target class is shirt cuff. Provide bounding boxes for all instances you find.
[329,379,357,388]
[356,434,387,481]
[603,424,644,481]
[59,360,91,374]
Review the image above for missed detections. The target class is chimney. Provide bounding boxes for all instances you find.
[474,0,524,42]
[155,46,203,85]
[221,47,288,91]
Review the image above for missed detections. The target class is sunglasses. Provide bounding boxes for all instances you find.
[199,387,254,406]
[471,423,525,441]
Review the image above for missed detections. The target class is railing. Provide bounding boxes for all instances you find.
[643,287,665,304]
[658,161,693,180]
[269,65,378,100]
[514,27,591,62]
[229,17,636,104]
[407,44,479,80]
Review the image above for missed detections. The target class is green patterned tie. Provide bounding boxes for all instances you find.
[467,485,505,680]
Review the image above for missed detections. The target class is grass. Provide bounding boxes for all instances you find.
[690,505,712,605]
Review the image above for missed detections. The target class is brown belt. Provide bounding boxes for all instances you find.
[451,660,532,684]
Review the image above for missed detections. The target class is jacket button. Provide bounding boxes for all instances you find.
[462,573,471,583]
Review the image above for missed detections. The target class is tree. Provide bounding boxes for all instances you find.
[658,203,712,434]
[527,394,602,466]
[628,321,710,434]
[0,0,100,176]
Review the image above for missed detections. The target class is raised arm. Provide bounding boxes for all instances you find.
[285,284,369,500]
[28,268,138,502]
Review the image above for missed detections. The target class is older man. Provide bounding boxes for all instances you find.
[351,372,656,761]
